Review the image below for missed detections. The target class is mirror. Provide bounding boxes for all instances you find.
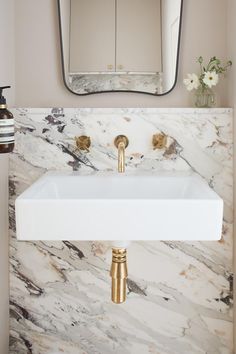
[58,0,183,96]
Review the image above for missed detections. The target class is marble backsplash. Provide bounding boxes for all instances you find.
[9,108,233,354]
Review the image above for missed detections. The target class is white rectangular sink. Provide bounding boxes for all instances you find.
[15,172,223,241]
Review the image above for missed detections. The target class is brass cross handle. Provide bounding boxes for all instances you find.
[152,133,167,150]
[74,136,91,152]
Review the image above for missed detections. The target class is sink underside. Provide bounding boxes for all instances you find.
[15,172,223,241]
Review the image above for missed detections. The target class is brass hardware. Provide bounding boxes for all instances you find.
[117,65,124,70]
[75,136,91,152]
[110,248,128,304]
[107,64,113,70]
[152,133,167,150]
[114,135,129,173]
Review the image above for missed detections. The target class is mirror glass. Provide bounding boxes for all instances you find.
[58,0,183,95]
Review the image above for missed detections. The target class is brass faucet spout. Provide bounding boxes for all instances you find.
[118,141,125,173]
[114,135,129,173]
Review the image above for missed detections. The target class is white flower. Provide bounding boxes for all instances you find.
[203,71,219,88]
[183,73,200,91]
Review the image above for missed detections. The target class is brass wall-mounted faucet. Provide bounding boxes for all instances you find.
[114,135,129,173]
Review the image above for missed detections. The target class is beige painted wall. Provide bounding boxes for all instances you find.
[0,0,15,352]
[15,0,229,108]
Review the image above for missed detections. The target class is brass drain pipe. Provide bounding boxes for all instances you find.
[110,248,128,304]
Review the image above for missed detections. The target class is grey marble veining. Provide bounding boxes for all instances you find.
[9,108,233,354]
[68,73,163,94]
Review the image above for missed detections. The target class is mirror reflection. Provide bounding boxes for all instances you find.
[58,0,183,95]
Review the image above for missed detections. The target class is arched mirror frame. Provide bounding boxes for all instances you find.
[57,0,184,96]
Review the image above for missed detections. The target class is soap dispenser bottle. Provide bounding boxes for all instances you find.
[0,86,14,153]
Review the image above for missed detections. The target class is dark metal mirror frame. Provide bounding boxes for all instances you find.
[57,0,184,96]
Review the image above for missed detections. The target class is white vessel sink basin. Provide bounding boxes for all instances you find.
[15,172,223,241]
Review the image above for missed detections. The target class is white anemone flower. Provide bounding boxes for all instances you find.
[183,73,200,91]
[203,71,219,88]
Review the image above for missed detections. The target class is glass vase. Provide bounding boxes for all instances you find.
[194,86,216,108]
